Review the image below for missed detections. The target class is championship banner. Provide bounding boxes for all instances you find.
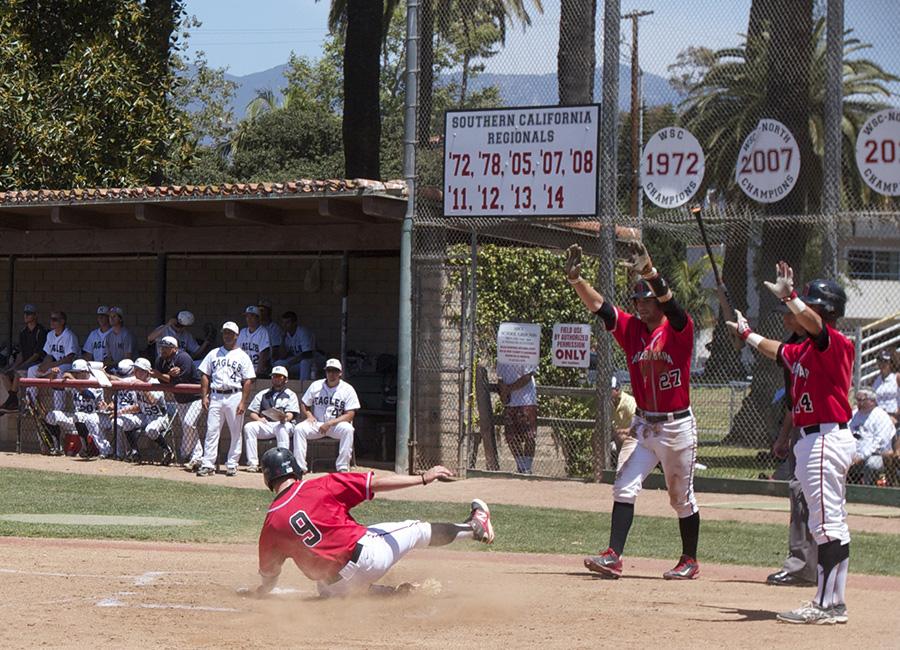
[641,127,705,208]
[551,323,591,368]
[496,322,541,367]
[443,104,600,217]
[855,108,900,196]
[735,118,800,203]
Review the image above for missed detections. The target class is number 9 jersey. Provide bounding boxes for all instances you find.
[609,306,693,412]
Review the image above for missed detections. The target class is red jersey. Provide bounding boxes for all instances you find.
[258,472,374,581]
[779,324,853,428]
[610,306,693,412]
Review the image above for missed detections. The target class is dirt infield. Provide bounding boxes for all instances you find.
[0,536,897,649]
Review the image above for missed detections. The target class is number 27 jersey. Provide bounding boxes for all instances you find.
[610,306,693,412]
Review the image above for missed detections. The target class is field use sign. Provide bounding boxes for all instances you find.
[443,105,600,217]
[551,323,591,368]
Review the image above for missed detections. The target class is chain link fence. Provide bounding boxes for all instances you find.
[408,0,900,490]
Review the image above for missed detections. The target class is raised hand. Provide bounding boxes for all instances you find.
[725,309,753,341]
[619,238,653,276]
[564,244,583,283]
[763,261,795,300]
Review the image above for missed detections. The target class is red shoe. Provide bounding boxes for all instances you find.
[465,499,495,544]
[584,548,622,579]
[663,555,700,580]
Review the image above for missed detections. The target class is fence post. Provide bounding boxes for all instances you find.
[854,325,862,391]
[822,0,843,277]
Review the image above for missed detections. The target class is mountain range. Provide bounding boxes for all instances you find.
[220,63,682,119]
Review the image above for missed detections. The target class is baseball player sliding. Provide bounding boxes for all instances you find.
[727,263,853,625]
[566,240,701,580]
[197,321,256,477]
[243,366,300,472]
[243,447,494,598]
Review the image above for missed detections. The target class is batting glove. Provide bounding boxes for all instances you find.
[564,244,584,284]
[763,261,795,300]
[619,238,654,277]
[726,310,763,349]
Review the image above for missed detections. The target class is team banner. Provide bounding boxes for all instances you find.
[443,105,600,217]
[735,118,800,204]
[550,323,591,368]
[641,127,705,208]
[855,108,900,196]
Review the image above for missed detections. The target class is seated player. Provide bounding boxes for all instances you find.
[44,358,112,459]
[113,358,175,465]
[244,447,495,599]
[243,366,300,472]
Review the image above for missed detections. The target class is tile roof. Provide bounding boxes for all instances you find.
[0,179,408,205]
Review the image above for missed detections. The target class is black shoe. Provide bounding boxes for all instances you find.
[766,570,816,587]
[160,448,174,466]
[0,395,19,412]
[125,450,141,464]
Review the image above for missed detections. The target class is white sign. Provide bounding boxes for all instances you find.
[551,323,591,368]
[855,108,900,196]
[641,127,705,208]
[496,322,541,367]
[735,118,800,203]
[443,105,600,217]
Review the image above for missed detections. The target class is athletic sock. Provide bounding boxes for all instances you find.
[815,540,849,608]
[429,523,473,546]
[679,512,700,559]
[608,501,635,556]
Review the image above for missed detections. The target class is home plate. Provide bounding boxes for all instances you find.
[0,514,200,526]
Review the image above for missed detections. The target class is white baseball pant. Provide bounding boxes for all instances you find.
[175,400,204,465]
[45,410,112,457]
[317,520,431,598]
[27,365,72,410]
[613,413,699,518]
[200,392,244,471]
[116,413,169,439]
[293,420,354,472]
[794,423,856,545]
[243,419,292,466]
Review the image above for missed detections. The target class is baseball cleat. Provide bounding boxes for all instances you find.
[196,466,215,477]
[464,499,495,544]
[827,603,848,624]
[225,466,237,477]
[160,449,175,466]
[663,555,700,580]
[244,464,260,473]
[183,460,200,472]
[584,548,623,579]
[766,570,815,587]
[776,601,838,625]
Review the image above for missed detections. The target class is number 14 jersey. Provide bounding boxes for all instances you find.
[609,306,693,413]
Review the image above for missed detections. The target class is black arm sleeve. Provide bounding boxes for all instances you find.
[811,324,830,351]
[593,301,616,331]
[660,297,689,332]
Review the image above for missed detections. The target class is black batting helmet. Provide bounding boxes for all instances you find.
[630,280,655,300]
[261,447,302,491]
[800,279,847,320]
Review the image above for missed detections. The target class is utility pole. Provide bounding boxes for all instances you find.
[623,9,653,219]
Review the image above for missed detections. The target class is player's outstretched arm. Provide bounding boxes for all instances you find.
[763,261,823,336]
[371,466,453,493]
[564,244,606,313]
[726,310,780,360]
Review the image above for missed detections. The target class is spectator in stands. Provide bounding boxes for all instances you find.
[258,299,283,353]
[293,358,360,473]
[275,311,316,380]
[848,388,895,485]
[243,365,300,473]
[496,361,537,474]
[147,310,212,360]
[151,336,204,471]
[27,310,80,410]
[105,306,135,365]
[611,376,637,469]
[82,306,111,363]
[871,349,898,426]
[0,304,48,413]
[238,305,271,376]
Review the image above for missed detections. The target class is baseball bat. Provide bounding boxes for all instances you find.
[691,205,743,350]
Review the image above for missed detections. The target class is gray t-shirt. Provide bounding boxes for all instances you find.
[105,327,135,364]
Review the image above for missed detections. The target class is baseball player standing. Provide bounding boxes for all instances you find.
[293,358,360,473]
[82,306,112,362]
[238,306,271,376]
[727,263,854,624]
[243,366,300,472]
[197,321,256,477]
[245,447,494,599]
[565,241,701,580]
[151,336,204,470]
[44,358,113,459]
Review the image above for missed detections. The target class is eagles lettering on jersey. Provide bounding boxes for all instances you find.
[211,357,245,383]
[49,343,68,356]
[313,395,348,413]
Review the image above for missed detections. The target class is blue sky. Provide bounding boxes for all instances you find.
[184,0,899,87]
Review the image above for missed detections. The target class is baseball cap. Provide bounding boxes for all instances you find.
[271,365,289,377]
[325,358,342,371]
[108,306,124,317]
[23,304,37,314]
[159,336,179,348]
[258,299,272,309]
[71,359,90,372]
[117,359,134,375]
[244,305,260,316]
[97,305,109,315]
[176,310,195,326]
[133,358,153,372]
[878,349,893,361]
[222,321,240,335]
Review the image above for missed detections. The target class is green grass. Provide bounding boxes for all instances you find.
[2,467,899,576]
